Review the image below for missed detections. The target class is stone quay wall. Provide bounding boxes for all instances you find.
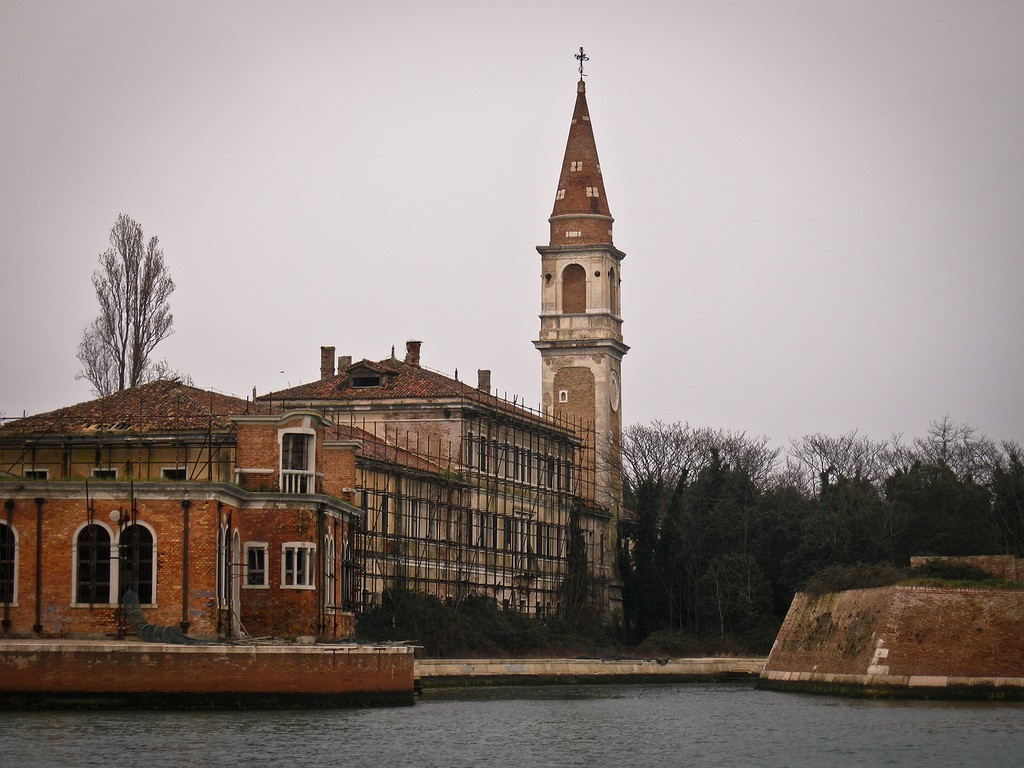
[417,657,765,687]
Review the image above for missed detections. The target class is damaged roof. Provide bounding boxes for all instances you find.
[0,379,268,438]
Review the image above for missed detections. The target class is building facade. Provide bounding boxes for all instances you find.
[0,75,627,639]
[0,381,363,640]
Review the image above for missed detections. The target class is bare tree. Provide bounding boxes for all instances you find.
[76,214,175,396]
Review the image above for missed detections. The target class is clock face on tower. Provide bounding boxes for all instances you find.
[609,370,620,412]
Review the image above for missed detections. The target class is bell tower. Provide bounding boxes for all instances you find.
[534,71,628,515]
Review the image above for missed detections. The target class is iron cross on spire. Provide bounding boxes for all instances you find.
[575,46,589,78]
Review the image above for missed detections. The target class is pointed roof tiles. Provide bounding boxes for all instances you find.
[548,79,614,247]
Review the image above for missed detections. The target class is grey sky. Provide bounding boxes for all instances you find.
[2,1,1022,448]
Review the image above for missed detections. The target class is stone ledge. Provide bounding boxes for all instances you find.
[757,669,1024,700]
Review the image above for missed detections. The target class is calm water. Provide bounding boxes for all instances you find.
[2,682,1022,768]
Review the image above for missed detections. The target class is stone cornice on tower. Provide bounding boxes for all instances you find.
[549,80,615,247]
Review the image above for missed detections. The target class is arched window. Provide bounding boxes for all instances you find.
[75,524,111,604]
[609,267,618,315]
[0,523,17,604]
[323,534,336,609]
[119,524,155,604]
[561,264,587,313]
[217,524,230,607]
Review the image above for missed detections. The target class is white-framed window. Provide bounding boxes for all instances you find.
[558,389,569,403]
[23,468,48,480]
[569,161,582,171]
[91,468,117,480]
[282,542,316,589]
[555,189,565,200]
[0,522,18,605]
[565,230,582,238]
[586,186,599,197]
[161,467,186,481]
[244,542,269,588]
[280,429,315,494]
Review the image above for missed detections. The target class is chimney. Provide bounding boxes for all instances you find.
[477,369,491,393]
[320,346,336,380]
[338,355,352,371]
[405,340,422,367]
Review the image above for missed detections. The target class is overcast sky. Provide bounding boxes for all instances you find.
[2,1,1022,449]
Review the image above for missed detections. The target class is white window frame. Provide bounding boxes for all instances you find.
[243,542,269,589]
[279,426,316,495]
[281,542,316,590]
[569,161,582,171]
[586,186,599,197]
[0,521,19,606]
[22,468,48,480]
[91,468,118,480]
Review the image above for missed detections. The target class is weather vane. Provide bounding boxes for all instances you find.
[575,46,589,78]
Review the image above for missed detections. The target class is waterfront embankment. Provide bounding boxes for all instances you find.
[0,639,416,709]
[415,657,765,687]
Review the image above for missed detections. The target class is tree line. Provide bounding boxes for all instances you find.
[616,418,1024,647]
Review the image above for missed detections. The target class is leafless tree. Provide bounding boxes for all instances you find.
[912,416,1000,483]
[785,431,893,494]
[622,421,779,498]
[76,214,175,396]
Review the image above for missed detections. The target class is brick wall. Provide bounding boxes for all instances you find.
[766,585,1024,679]
[0,641,413,698]
[1,487,357,642]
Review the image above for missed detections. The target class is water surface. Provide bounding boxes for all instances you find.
[2,682,1021,767]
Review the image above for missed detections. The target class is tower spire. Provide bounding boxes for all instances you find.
[549,66,613,247]
[535,70,627,518]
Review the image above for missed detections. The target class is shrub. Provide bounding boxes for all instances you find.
[802,563,904,596]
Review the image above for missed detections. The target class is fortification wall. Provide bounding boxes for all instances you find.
[761,585,1024,698]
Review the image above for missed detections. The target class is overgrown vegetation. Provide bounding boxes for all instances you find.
[617,418,1024,649]
[802,563,904,595]
[361,418,1023,658]
[356,590,619,658]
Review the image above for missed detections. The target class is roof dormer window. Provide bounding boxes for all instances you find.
[586,187,599,197]
[352,375,382,388]
[569,161,582,171]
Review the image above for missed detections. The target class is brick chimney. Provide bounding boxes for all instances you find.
[405,340,422,367]
[477,369,491,392]
[338,355,352,371]
[320,346,336,380]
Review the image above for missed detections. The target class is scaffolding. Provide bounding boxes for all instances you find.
[330,390,614,616]
[0,387,616,619]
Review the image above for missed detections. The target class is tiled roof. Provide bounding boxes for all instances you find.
[262,357,569,434]
[264,357,476,402]
[329,423,449,477]
[0,380,269,438]
[548,79,614,247]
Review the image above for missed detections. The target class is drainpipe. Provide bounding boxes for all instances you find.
[3,499,12,632]
[180,498,191,633]
[33,497,44,633]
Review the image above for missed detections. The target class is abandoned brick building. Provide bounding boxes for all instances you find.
[0,76,627,639]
